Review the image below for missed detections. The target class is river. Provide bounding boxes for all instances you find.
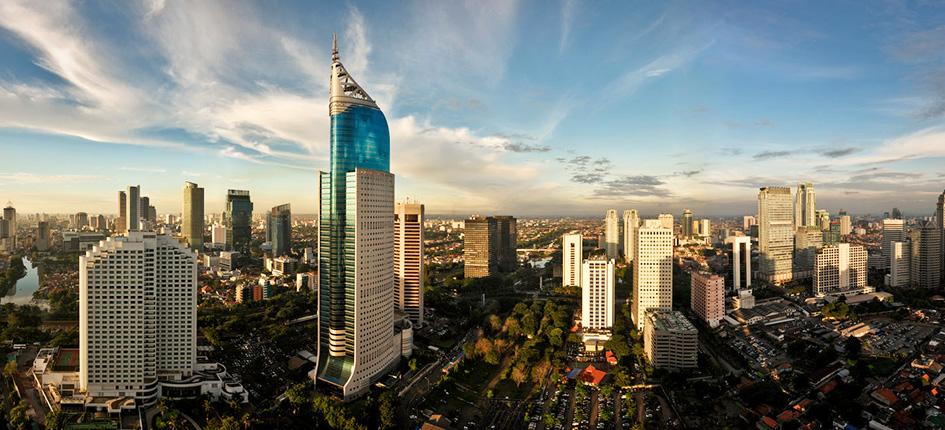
[2,257,45,307]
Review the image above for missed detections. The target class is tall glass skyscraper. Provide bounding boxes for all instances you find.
[225,189,253,253]
[267,203,291,257]
[316,35,397,400]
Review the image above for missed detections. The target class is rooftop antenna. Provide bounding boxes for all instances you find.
[331,33,339,62]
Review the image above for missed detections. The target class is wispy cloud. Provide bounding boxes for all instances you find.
[120,167,167,173]
[753,150,795,160]
[559,0,578,53]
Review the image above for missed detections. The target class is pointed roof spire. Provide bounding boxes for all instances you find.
[329,33,377,114]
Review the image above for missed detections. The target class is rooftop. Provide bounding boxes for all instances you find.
[647,310,696,333]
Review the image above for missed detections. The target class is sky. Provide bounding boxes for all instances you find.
[1,1,944,217]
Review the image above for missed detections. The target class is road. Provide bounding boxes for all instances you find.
[400,327,479,407]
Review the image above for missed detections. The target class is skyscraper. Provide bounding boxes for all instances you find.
[604,209,619,259]
[562,233,582,288]
[938,190,945,284]
[140,196,151,222]
[126,185,140,232]
[581,257,615,341]
[814,243,869,297]
[891,207,903,220]
[622,209,639,263]
[182,182,204,250]
[690,271,725,328]
[394,201,424,326]
[657,213,674,231]
[3,204,15,248]
[268,204,291,257]
[882,218,904,270]
[681,209,693,238]
[116,191,127,234]
[316,36,397,400]
[79,231,197,402]
[793,226,823,280]
[758,187,794,283]
[839,215,852,236]
[632,219,673,330]
[225,190,253,253]
[463,215,517,278]
[794,182,816,228]
[493,216,518,272]
[888,241,911,288]
[912,221,942,288]
[75,212,89,229]
[816,209,830,231]
[36,221,49,251]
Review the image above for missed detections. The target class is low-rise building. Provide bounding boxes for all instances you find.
[644,311,698,370]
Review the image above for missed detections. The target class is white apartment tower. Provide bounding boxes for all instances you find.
[794,182,816,228]
[888,241,911,288]
[882,218,905,270]
[758,187,794,283]
[581,257,615,337]
[839,215,852,236]
[394,201,424,326]
[562,233,582,288]
[79,231,196,403]
[604,209,620,259]
[814,243,869,297]
[623,209,640,263]
[632,219,673,330]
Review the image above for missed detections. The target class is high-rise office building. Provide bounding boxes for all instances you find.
[581,257,615,340]
[814,243,869,297]
[211,223,226,247]
[463,215,517,278]
[793,226,823,280]
[681,209,693,238]
[743,215,757,231]
[938,190,945,283]
[816,210,830,231]
[632,219,673,330]
[316,36,398,400]
[96,215,106,232]
[182,182,204,250]
[698,219,711,237]
[691,271,724,328]
[562,233,582,288]
[116,191,127,234]
[126,186,140,232]
[912,221,942,288]
[268,204,291,257]
[623,210,639,263]
[140,196,151,222]
[882,218,905,270]
[888,241,911,288]
[839,215,852,236]
[794,182,816,228]
[657,213,674,231]
[726,235,752,290]
[79,231,196,402]
[758,187,794,283]
[224,190,253,253]
[891,207,903,220]
[75,212,89,229]
[36,221,49,251]
[644,311,697,370]
[604,209,619,259]
[3,204,15,248]
[394,202,424,326]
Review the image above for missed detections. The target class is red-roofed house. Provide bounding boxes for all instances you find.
[871,387,898,407]
[756,416,779,430]
[578,364,607,386]
[606,350,618,365]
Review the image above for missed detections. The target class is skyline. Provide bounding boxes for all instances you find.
[1,1,945,216]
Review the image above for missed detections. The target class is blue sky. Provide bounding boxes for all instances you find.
[1,1,944,216]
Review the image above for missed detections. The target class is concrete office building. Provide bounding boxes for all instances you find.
[912,221,942,288]
[225,190,253,253]
[644,311,697,370]
[794,182,816,228]
[681,209,694,238]
[691,271,725,328]
[268,204,291,257]
[182,182,205,250]
[211,223,226,248]
[623,209,639,263]
[839,215,852,236]
[36,221,50,251]
[882,218,905,270]
[394,201,424,326]
[816,210,830,231]
[726,235,752,290]
[743,215,757,231]
[75,212,89,229]
[938,191,945,283]
[814,243,870,297]
[794,226,823,280]
[116,191,127,234]
[604,209,620,259]
[562,233,583,288]
[581,257,615,341]
[140,197,151,222]
[3,205,15,248]
[315,36,400,400]
[632,219,673,330]
[758,187,794,283]
[657,213,674,231]
[126,186,140,232]
[888,241,911,288]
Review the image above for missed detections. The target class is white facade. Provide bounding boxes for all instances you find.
[758,187,794,283]
[814,243,870,297]
[581,258,615,334]
[604,209,619,259]
[632,219,673,330]
[839,215,852,236]
[657,213,674,231]
[394,201,424,326]
[562,233,582,288]
[743,215,756,231]
[623,210,640,263]
[79,231,196,404]
[794,182,816,228]
[698,219,711,237]
[341,168,397,398]
[644,311,697,369]
[726,235,752,290]
[211,223,226,246]
[889,241,911,288]
[882,219,904,270]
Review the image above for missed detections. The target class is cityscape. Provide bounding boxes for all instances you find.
[1,2,945,430]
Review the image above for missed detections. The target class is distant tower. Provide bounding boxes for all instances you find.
[2,204,15,248]
[794,182,816,228]
[604,210,619,259]
[394,201,424,326]
[126,186,140,232]
[182,182,205,250]
[632,219,673,330]
[581,257,615,340]
[758,187,794,283]
[681,209,694,238]
[882,218,905,270]
[268,204,291,257]
[622,210,639,263]
[562,233,582,288]
[116,191,127,234]
[225,190,254,253]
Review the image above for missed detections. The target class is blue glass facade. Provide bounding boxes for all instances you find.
[318,104,390,386]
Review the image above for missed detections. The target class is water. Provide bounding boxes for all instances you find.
[2,257,42,307]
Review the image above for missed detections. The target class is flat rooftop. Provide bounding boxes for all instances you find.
[648,311,696,333]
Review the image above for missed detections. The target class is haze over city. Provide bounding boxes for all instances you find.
[2,1,945,215]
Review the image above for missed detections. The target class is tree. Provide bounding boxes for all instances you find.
[408,358,418,372]
[378,391,398,430]
[9,401,29,430]
[547,327,563,347]
[3,359,17,378]
[285,383,309,414]
[45,409,66,430]
[845,336,862,359]
[207,417,241,430]
[511,362,528,387]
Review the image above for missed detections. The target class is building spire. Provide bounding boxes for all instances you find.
[332,32,339,63]
[329,32,377,114]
